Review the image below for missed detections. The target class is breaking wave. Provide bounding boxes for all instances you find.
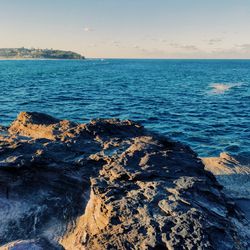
[210,83,242,94]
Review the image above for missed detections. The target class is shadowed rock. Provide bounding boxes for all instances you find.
[0,112,249,249]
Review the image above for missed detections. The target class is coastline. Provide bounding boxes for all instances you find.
[0,58,85,61]
[0,48,84,60]
[0,111,249,249]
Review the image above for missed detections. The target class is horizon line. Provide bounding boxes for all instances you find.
[1,57,250,61]
[87,57,250,60]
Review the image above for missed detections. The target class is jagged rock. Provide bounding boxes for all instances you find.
[0,112,249,249]
[202,152,250,199]
[8,112,76,140]
[202,153,250,223]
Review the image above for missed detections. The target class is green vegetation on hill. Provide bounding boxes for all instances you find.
[0,48,85,59]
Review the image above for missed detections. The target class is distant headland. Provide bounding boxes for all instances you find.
[0,47,85,60]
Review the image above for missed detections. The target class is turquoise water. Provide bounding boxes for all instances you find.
[0,59,249,157]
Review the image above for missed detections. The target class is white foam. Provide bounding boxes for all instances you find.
[210,83,242,94]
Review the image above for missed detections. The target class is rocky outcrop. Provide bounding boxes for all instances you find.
[202,153,250,223]
[202,153,250,200]
[0,112,249,249]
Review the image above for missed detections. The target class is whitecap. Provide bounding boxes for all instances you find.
[210,83,242,94]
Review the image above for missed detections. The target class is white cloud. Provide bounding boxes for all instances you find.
[84,27,94,32]
[88,43,97,48]
[111,40,121,47]
[181,45,199,50]
[169,43,180,48]
[159,39,168,43]
[207,38,223,45]
[237,44,250,51]
[169,43,199,51]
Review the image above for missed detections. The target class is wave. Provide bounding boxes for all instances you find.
[210,83,242,94]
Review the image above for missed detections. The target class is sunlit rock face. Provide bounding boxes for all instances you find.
[202,153,250,224]
[0,112,249,249]
[202,153,250,200]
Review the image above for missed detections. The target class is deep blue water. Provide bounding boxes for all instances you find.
[0,59,249,157]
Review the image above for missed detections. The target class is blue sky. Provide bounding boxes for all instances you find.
[1,0,250,58]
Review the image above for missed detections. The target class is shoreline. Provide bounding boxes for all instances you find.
[2,58,250,61]
[0,58,85,61]
[0,111,249,248]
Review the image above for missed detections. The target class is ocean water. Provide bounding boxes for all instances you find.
[0,59,249,157]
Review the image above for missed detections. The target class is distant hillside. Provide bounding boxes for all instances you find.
[0,48,85,59]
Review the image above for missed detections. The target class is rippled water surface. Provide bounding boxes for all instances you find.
[0,59,249,157]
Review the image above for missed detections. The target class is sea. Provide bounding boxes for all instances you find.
[0,59,249,157]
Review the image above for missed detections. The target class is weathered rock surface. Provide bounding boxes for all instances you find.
[202,153,250,222]
[0,112,249,249]
[202,153,250,200]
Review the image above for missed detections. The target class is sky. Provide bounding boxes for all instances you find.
[0,0,250,59]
